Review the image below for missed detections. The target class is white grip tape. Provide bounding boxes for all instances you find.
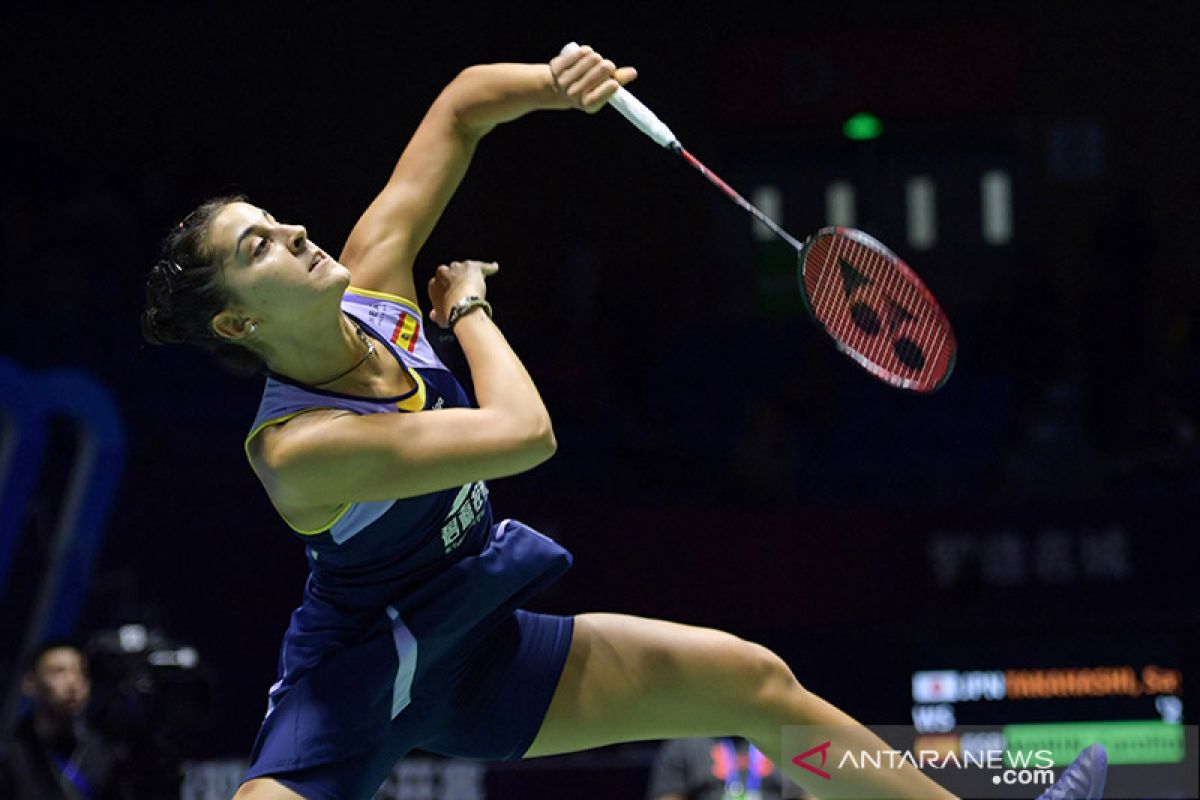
[560,42,678,148]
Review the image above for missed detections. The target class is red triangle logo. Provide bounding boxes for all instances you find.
[792,740,832,780]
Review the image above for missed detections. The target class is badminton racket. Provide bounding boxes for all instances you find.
[561,42,957,393]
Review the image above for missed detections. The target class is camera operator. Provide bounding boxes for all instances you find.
[0,641,129,800]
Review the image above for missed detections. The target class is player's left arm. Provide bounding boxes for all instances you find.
[339,46,636,304]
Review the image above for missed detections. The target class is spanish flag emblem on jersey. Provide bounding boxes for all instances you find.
[390,312,420,353]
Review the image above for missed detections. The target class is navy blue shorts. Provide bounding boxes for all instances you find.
[262,610,573,800]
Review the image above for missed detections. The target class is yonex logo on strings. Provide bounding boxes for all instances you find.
[838,257,927,372]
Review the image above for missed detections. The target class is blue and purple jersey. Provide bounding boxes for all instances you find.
[244,286,492,612]
[240,287,572,776]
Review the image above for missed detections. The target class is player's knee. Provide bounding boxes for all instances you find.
[703,632,801,707]
[629,622,803,717]
[743,641,803,706]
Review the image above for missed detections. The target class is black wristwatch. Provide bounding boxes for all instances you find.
[447,296,493,330]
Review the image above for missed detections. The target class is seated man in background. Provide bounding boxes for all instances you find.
[647,735,807,800]
[0,641,128,800]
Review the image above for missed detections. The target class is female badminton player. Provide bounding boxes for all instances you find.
[141,46,1106,800]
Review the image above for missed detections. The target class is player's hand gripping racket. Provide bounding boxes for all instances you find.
[561,43,957,393]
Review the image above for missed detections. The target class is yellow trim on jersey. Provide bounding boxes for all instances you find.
[244,410,352,536]
[346,285,422,316]
[395,368,427,413]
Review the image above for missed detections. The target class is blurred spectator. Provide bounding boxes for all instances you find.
[646,736,807,799]
[0,641,130,800]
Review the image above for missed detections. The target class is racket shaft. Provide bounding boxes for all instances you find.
[677,149,804,250]
[559,43,801,250]
[560,42,953,392]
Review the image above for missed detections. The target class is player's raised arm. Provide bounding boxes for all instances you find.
[338,46,636,304]
[254,260,557,508]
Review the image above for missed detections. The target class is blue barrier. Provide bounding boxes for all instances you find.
[0,357,126,727]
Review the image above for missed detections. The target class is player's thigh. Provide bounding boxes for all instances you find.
[232,778,306,799]
[523,612,798,758]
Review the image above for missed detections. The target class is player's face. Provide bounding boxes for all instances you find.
[25,647,89,719]
[208,201,350,324]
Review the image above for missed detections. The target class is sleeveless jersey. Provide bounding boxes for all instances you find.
[244,286,492,612]
[241,287,572,773]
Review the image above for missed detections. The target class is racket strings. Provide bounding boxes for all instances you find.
[841,242,911,376]
[887,244,949,378]
[804,233,951,391]
[865,238,943,379]
[870,240,936,370]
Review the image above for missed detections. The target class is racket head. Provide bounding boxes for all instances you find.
[798,227,956,393]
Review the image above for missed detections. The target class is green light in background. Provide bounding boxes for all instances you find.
[843,112,883,141]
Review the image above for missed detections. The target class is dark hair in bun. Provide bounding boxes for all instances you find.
[141,195,265,376]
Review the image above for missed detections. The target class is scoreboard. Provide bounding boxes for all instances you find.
[908,630,1195,797]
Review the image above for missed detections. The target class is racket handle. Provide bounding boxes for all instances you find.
[560,42,678,149]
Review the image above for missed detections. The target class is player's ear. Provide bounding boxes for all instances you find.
[212,311,257,342]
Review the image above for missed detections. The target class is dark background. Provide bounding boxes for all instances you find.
[2,0,1198,782]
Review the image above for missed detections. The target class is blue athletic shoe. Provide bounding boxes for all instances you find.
[1036,744,1108,800]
